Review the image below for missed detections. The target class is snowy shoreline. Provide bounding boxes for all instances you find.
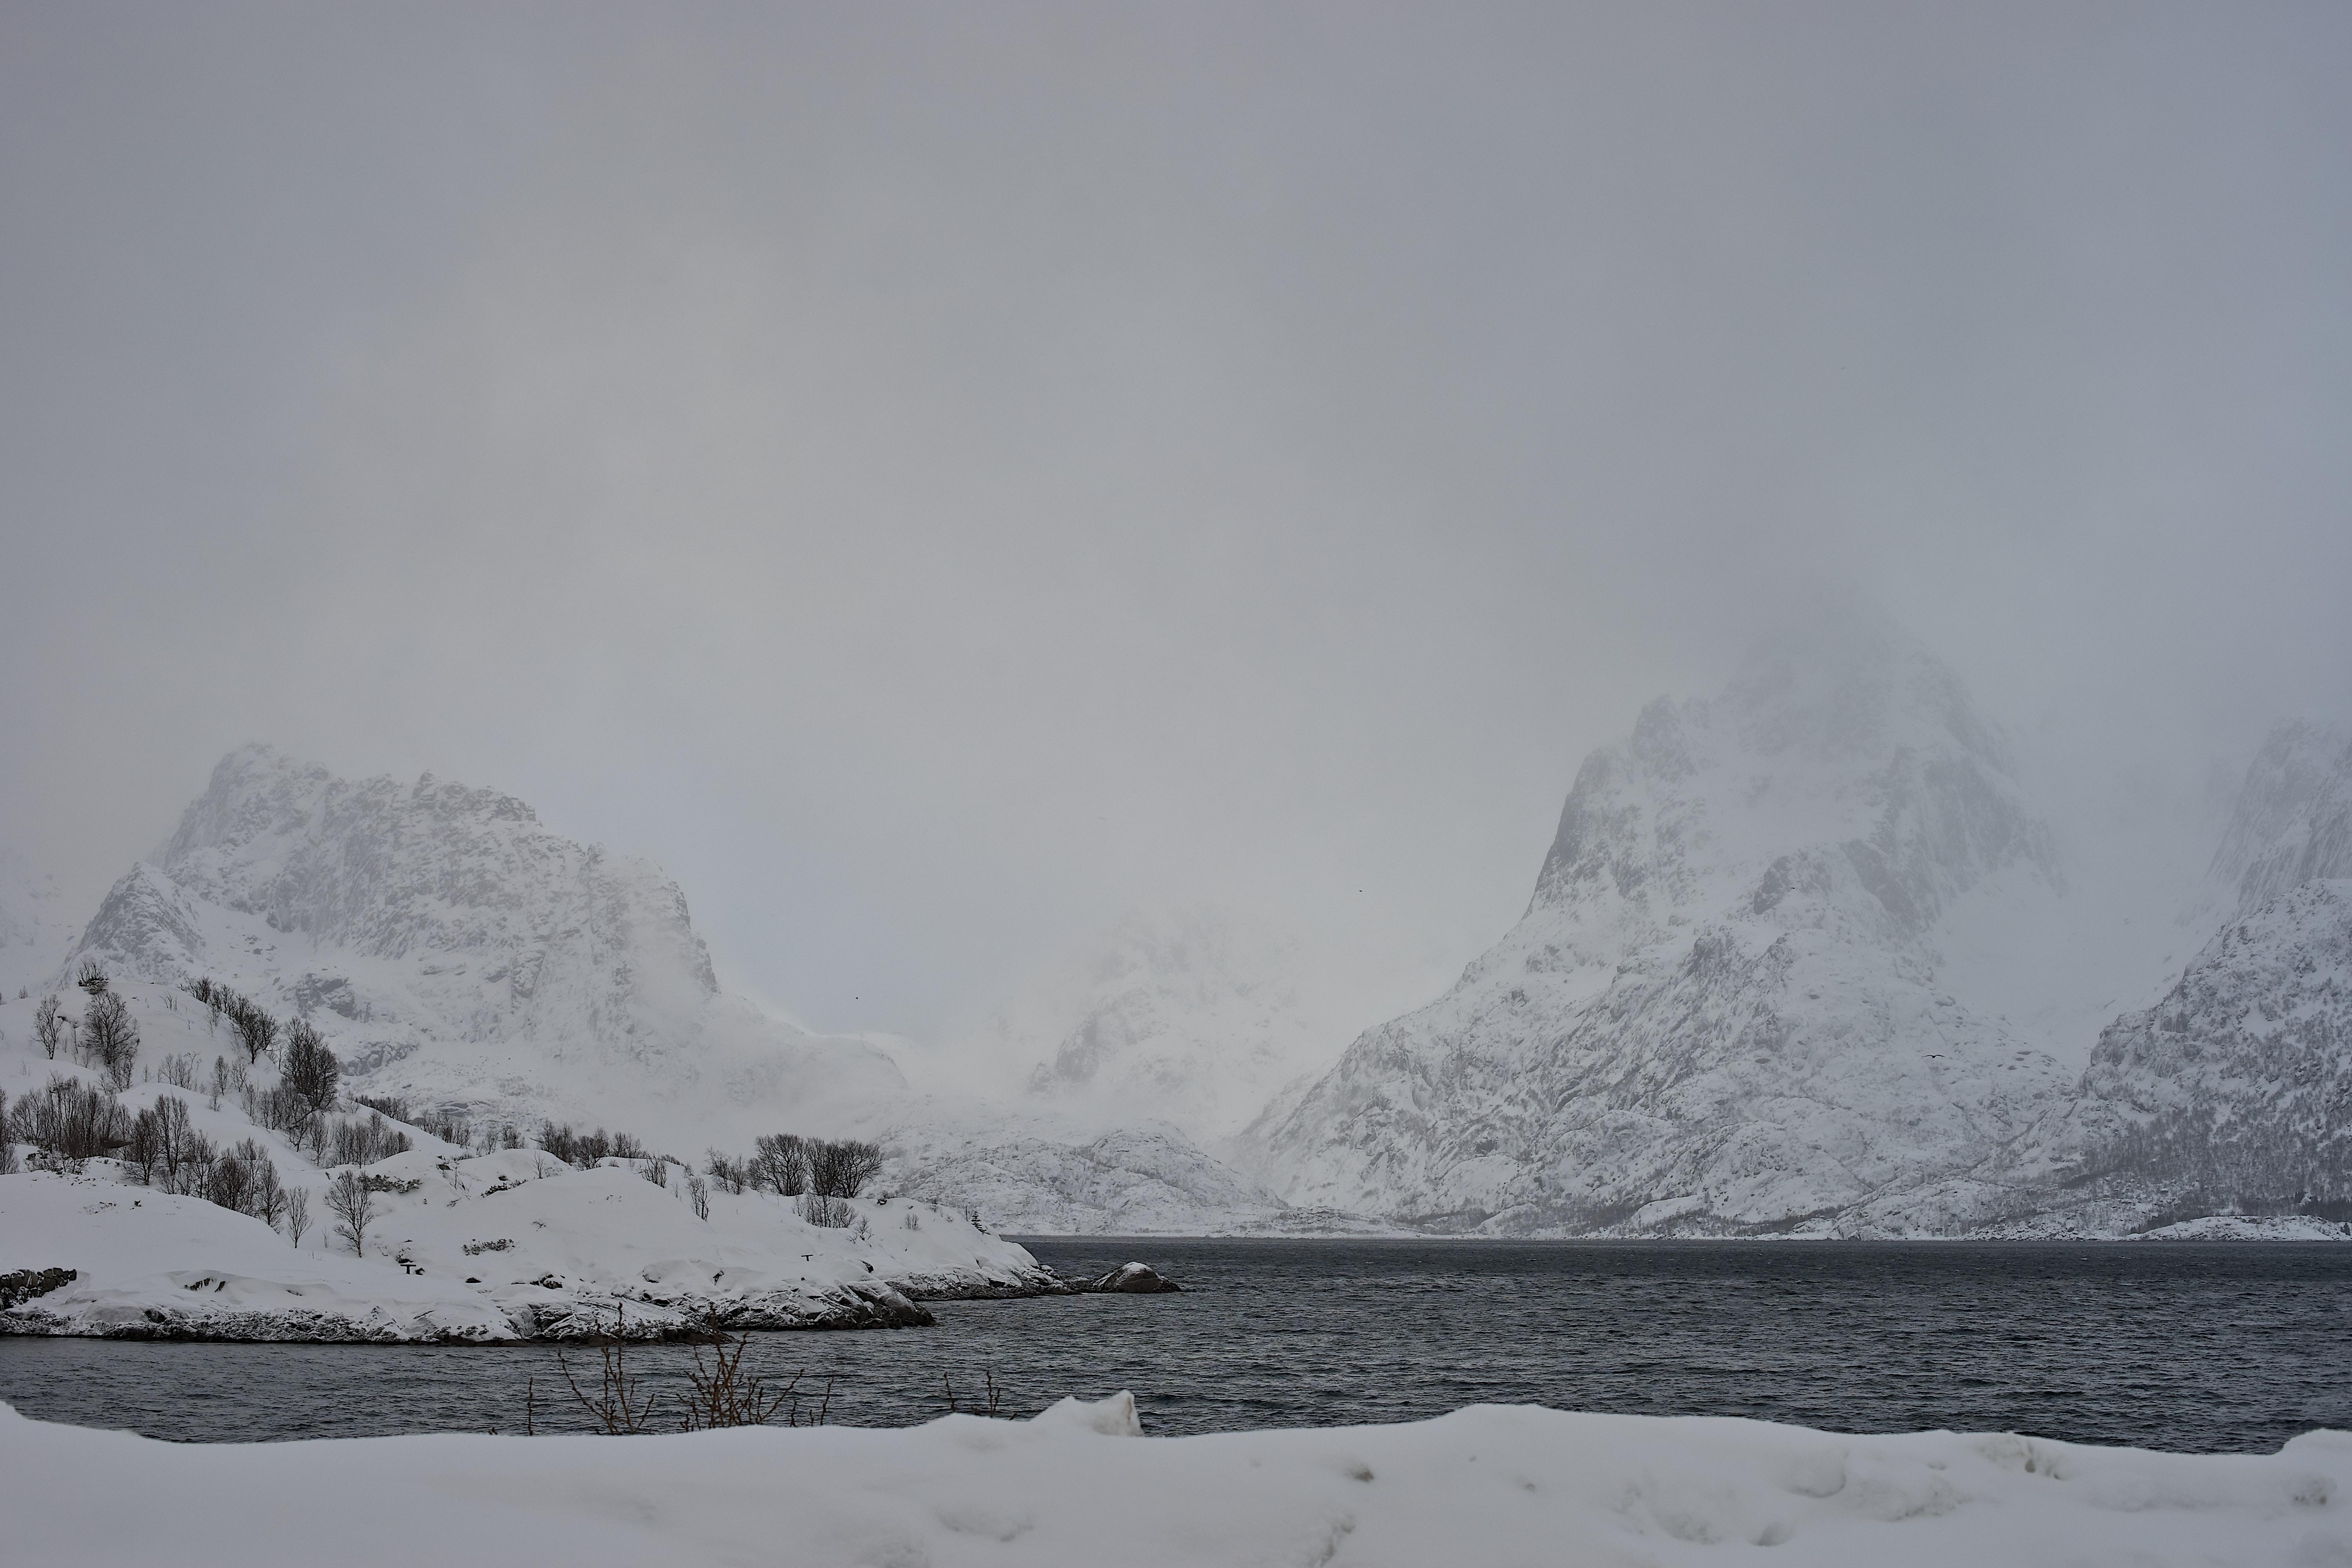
[1,1157,1070,1345]
[4,1393,2345,1566]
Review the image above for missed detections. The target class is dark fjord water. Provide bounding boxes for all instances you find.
[2,1240,2346,1452]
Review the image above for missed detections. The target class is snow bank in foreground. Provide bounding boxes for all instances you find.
[2,1397,2343,1567]
[1,1158,1061,1341]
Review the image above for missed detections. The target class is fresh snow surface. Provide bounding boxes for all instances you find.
[4,1394,2347,1566]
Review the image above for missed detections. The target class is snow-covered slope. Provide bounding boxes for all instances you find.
[6,1394,2348,1566]
[1237,611,2082,1235]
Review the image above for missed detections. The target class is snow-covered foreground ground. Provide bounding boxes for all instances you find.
[3,1394,2343,1567]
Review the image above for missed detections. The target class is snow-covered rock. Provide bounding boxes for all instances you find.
[4,1394,2347,1566]
[1238,610,2077,1235]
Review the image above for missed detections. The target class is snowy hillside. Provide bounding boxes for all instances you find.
[1236,611,2088,1235]
[38,746,1287,1233]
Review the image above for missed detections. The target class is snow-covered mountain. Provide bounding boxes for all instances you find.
[54,745,1284,1232]
[1235,611,2088,1235]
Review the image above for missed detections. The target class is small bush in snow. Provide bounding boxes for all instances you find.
[33,995,62,1059]
[688,1173,710,1221]
[797,1193,852,1228]
[284,1185,311,1247]
[74,960,109,995]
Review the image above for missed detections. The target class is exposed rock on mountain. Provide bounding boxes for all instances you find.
[1237,612,2077,1235]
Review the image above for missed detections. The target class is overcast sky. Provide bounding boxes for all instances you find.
[3,2,2346,1040]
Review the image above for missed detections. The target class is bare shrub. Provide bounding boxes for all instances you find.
[679,1309,802,1430]
[797,1193,851,1228]
[704,1151,751,1195]
[553,1304,661,1435]
[74,960,108,995]
[33,995,61,1059]
[284,1185,311,1247]
[15,1075,133,1163]
[688,1173,710,1221]
[157,1053,202,1091]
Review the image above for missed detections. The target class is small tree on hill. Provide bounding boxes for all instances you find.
[82,991,140,1090]
[807,1138,884,1200]
[281,1019,340,1113]
[33,995,61,1059]
[230,999,278,1065]
[325,1169,375,1255]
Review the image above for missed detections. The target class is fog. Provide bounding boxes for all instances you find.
[3,3,2346,1041]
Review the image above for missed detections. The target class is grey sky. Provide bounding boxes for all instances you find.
[3,3,2347,1040]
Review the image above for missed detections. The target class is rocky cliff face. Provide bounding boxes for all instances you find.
[1237,613,2077,1235]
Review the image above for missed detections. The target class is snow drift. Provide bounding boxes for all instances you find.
[2,1392,2345,1567]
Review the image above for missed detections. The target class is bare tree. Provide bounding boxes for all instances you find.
[82,991,140,1089]
[32,995,61,1059]
[806,1138,885,1200]
[229,1000,278,1066]
[209,1056,228,1111]
[284,1185,312,1247]
[753,1133,809,1196]
[325,1169,375,1255]
[74,959,109,995]
[281,1018,339,1112]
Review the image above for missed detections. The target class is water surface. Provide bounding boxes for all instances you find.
[2,1239,2344,1451]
